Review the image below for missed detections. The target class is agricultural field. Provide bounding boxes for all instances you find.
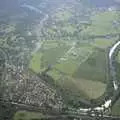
[29,6,120,107]
[29,9,120,103]
[29,40,71,73]
[2,0,120,119]
[14,111,44,120]
[29,39,108,101]
[81,11,120,36]
[29,52,43,73]
[73,48,108,83]
[93,38,116,49]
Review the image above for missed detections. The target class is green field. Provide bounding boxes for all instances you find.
[29,41,70,73]
[29,52,43,73]
[81,11,120,36]
[72,78,106,99]
[42,45,69,65]
[93,38,116,49]
[29,10,119,105]
[14,111,44,120]
[73,49,108,83]
[29,40,108,100]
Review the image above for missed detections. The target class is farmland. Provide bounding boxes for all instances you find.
[1,0,120,119]
[29,8,120,105]
[81,11,120,36]
[14,111,44,120]
[29,40,108,102]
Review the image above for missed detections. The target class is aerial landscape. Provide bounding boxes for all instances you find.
[1,0,120,119]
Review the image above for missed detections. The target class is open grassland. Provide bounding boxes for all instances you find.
[42,45,70,66]
[29,40,108,100]
[55,60,78,75]
[29,40,71,73]
[52,75,106,102]
[93,37,117,49]
[28,10,120,104]
[74,78,106,99]
[73,49,108,83]
[54,44,94,75]
[81,11,120,36]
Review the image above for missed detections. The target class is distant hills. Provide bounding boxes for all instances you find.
[0,0,120,10]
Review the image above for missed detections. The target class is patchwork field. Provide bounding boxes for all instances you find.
[29,40,109,101]
[81,11,120,37]
[29,10,119,104]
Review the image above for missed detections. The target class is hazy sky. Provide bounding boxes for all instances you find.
[0,0,120,9]
[115,0,120,3]
[89,0,120,7]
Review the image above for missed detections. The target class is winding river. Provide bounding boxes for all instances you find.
[66,39,120,116]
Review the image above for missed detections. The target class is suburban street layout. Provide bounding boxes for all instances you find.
[1,0,120,120]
